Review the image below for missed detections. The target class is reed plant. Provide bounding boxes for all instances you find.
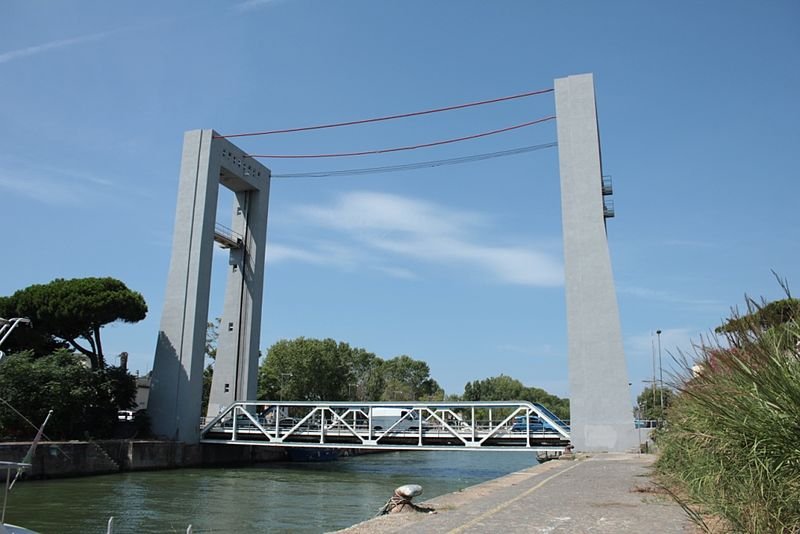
[656,295,800,533]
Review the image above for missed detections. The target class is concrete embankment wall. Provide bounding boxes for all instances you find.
[0,440,286,480]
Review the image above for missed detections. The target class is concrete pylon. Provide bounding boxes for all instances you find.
[555,74,637,452]
[206,187,269,416]
[148,130,270,443]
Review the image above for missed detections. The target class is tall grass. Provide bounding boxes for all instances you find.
[656,296,800,533]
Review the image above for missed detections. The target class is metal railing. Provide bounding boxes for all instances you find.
[200,401,571,453]
[213,223,243,249]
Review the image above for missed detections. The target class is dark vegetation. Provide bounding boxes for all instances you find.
[0,277,145,440]
[0,350,134,440]
[656,292,800,533]
[0,277,147,369]
[636,385,674,421]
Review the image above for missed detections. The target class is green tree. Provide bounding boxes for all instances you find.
[0,350,134,440]
[344,347,384,401]
[256,339,443,402]
[462,374,570,420]
[636,385,674,421]
[521,386,570,420]
[715,297,799,336]
[0,277,147,369]
[201,318,220,414]
[379,355,442,401]
[463,374,525,401]
[258,338,358,401]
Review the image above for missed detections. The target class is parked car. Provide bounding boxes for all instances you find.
[370,408,430,432]
[117,410,134,422]
[222,413,262,428]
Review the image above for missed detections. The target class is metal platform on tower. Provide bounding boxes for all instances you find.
[201,401,571,453]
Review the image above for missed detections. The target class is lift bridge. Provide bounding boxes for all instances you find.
[151,74,639,452]
[201,401,571,453]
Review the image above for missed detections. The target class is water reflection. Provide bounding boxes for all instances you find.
[7,450,537,533]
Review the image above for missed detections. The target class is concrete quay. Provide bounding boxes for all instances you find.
[0,440,286,480]
[337,453,692,533]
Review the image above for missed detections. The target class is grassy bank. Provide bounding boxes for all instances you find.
[656,297,800,533]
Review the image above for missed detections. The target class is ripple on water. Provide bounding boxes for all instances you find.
[6,450,537,533]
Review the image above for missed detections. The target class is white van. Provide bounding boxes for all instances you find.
[370,407,429,431]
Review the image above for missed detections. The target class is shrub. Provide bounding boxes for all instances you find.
[0,350,136,440]
[656,297,800,533]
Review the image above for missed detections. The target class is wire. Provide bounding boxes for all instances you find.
[214,87,553,139]
[271,142,557,178]
[247,116,555,159]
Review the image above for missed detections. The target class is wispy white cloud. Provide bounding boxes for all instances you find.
[281,191,563,286]
[267,243,336,265]
[0,17,182,66]
[0,174,82,205]
[267,241,417,280]
[0,160,131,206]
[618,285,722,307]
[235,0,287,12]
[0,31,111,65]
[374,266,417,280]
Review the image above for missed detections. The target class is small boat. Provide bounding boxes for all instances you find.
[1,461,39,534]
[0,397,51,534]
[286,447,340,462]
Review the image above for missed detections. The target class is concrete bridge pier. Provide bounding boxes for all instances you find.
[555,73,637,452]
[148,130,270,443]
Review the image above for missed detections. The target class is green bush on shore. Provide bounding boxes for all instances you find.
[656,296,800,533]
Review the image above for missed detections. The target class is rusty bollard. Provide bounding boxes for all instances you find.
[377,484,430,515]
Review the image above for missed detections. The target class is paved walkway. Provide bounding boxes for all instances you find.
[335,453,693,533]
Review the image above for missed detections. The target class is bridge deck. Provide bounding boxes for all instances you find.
[200,401,571,453]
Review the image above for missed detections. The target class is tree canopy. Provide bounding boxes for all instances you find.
[0,277,147,369]
[259,338,360,401]
[636,384,674,421]
[462,374,570,420]
[257,337,441,401]
[716,297,799,334]
[380,355,441,401]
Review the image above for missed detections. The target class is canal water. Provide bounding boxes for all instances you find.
[5,451,537,533]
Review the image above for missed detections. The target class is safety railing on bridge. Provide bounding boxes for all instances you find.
[200,401,571,453]
[213,222,243,249]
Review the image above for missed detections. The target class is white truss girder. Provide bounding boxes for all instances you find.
[200,401,571,452]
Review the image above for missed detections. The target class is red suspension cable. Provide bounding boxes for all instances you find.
[216,87,553,139]
[246,116,555,159]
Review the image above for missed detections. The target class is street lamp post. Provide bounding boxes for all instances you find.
[656,330,664,415]
[651,331,658,408]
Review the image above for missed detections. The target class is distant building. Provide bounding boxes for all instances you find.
[135,373,151,411]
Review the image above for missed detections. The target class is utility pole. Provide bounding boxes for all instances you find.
[651,331,657,409]
[656,330,664,415]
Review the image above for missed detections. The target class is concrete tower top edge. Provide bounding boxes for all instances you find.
[191,128,271,192]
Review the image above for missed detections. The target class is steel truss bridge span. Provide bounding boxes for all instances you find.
[200,401,571,453]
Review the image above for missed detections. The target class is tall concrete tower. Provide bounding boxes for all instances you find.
[555,74,637,452]
[148,130,270,443]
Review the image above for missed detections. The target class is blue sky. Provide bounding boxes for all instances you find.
[1,1,798,401]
